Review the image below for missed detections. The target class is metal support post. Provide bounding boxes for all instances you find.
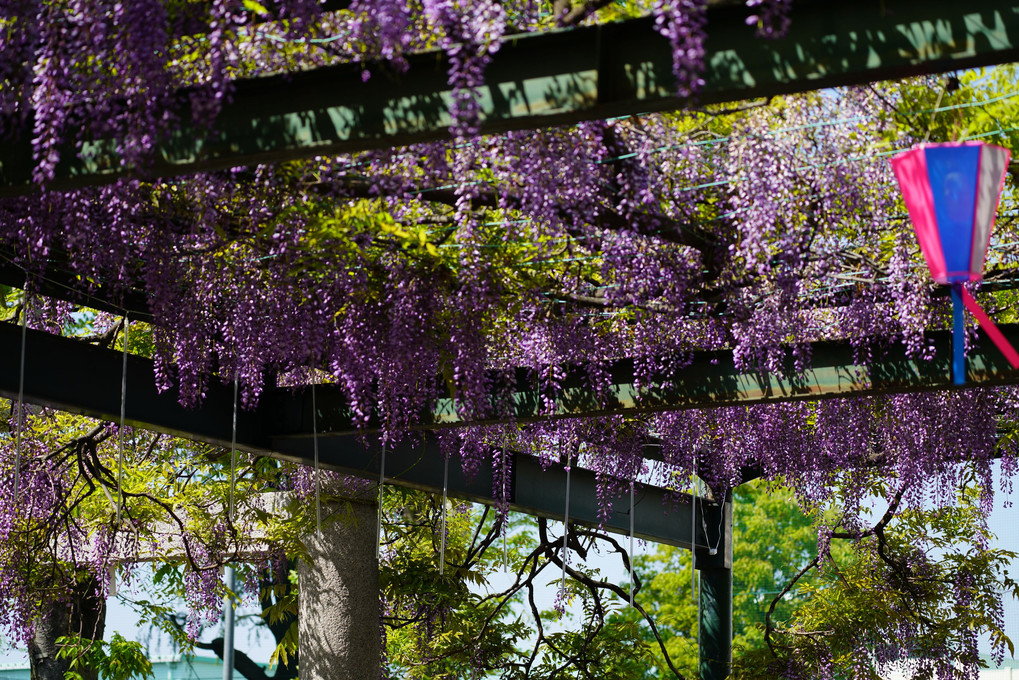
[698,497,732,680]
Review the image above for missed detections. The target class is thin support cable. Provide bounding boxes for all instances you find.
[13,293,27,503]
[691,456,697,605]
[561,453,572,593]
[377,443,386,561]
[502,431,509,572]
[629,480,635,606]
[694,471,701,654]
[312,382,321,537]
[696,538,702,656]
[699,488,727,556]
[117,315,128,523]
[439,452,448,575]
[228,377,238,522]
[717,489,727,550]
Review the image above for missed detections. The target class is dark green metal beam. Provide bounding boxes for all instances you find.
[2,0,1018,193]
[1,316,1015,542]
[5,309,1016,560]
[5,311,1019,441]
[0,320,709,548]
[288,323,1019,432]
[0,255,154,322]
[270,432,713,550]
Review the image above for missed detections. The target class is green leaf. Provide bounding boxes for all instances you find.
[241,0,270,16]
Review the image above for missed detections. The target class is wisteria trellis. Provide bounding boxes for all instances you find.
[0,1,1016,677]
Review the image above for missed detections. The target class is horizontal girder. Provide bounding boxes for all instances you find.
[1,0,1017,193]
[1,321,715,549]
[2,318,1017,547]
[5,320,1019,443]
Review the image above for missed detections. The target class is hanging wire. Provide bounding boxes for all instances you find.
[117,314,128,523]
[691,456,697,605]
[312,382,321,537]
[376,443,386,561]
[693,470,701,654]
[13,292,28,503]
[561,452,572,593]
[228,376,238,523]
[439,451,448,576]
[629,480,636,606]
[502,430,509,572]
[701,488,727,557]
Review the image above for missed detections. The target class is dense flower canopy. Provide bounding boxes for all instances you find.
[0,0,1017,530]
[0,1,1018,676]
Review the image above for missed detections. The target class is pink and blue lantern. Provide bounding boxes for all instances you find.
[891,141,1018,384]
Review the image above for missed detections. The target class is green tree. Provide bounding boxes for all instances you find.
[736,477,1018,678]
[379,485,659,679]
[607,472,1016,679]
[0,301,319,680]
[610,481,827,678]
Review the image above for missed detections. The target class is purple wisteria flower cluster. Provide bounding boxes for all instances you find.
[0,1,1017,677]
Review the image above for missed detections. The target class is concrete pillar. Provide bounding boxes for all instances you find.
[299,500,380,680]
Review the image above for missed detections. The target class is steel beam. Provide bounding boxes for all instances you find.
[0,321,705,547]
[2,316,1016,544]
[4,317,1019,440]
[278,322,1019,431]
[1,0,1018,193]
[0,254,154,322]
[271,432,709,549]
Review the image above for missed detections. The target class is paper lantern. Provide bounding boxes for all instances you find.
[891,141,1018,384]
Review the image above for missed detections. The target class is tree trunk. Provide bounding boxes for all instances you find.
[29,575,106,680]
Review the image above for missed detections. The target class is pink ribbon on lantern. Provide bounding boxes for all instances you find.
[960,287,1019,367]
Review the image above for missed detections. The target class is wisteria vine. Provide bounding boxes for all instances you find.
[0,1,1015,678]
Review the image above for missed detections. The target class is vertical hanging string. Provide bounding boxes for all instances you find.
[502,431,509,572]
[561,451,572,592]
[628,480,635,606]
[13,293,28,503]
[439,452,448,575]
[709,489,726,556]
[694,473,701,656]
[312,382,321,537]
[228,376,238,522]
[117,315,128,523]
[376,443,386,561]
[691,456,697,605]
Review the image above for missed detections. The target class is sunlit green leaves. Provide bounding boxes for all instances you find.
[57,632,154,680]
